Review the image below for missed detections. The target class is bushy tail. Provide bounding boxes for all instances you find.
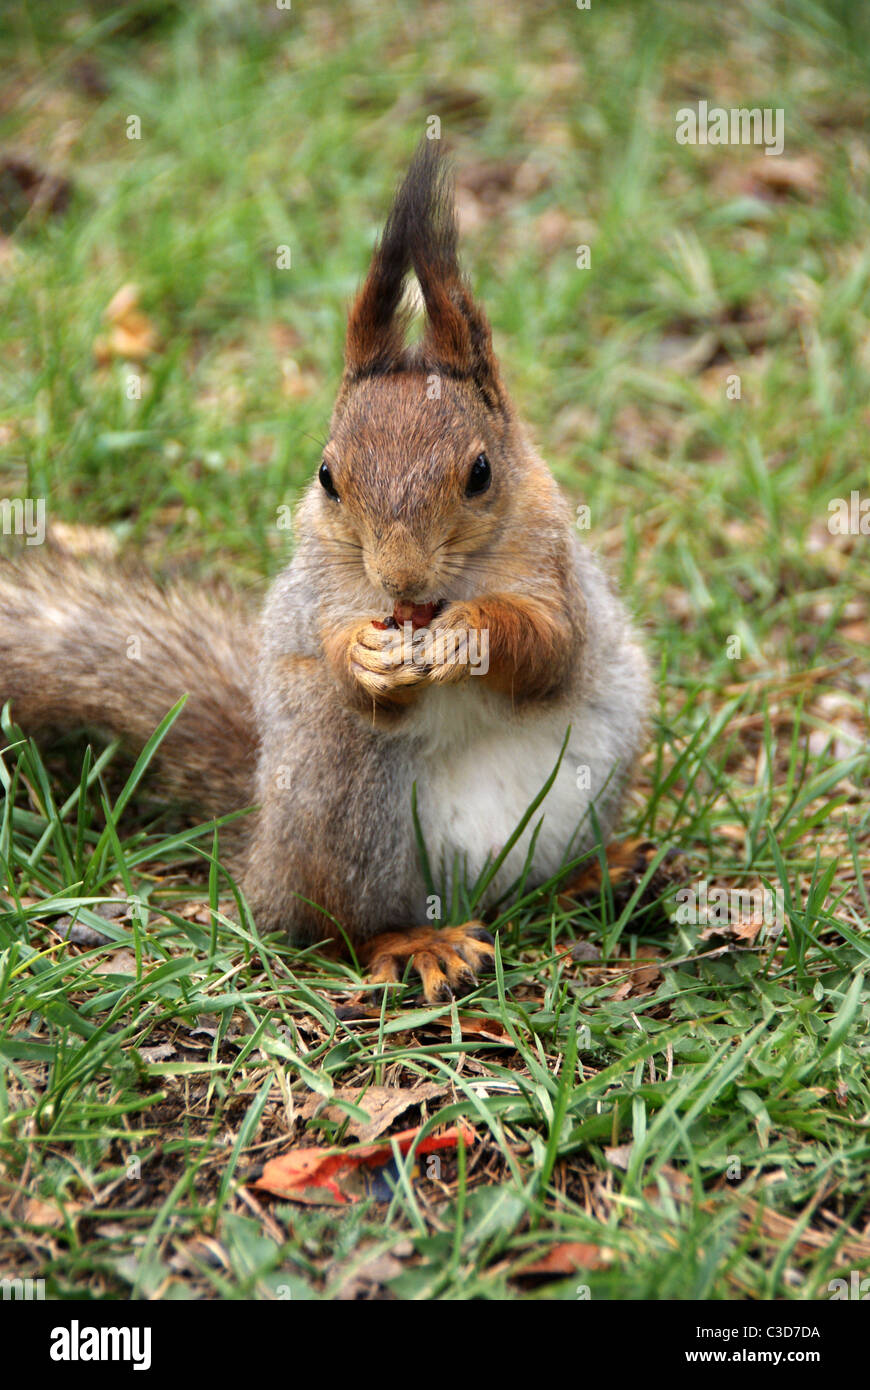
[0,554,259,821]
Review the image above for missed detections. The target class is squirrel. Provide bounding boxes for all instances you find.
[0,141,651,1003]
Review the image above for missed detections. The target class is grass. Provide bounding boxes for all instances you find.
[0,0,868,1300]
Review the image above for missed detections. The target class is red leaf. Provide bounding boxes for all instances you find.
[252,1124,475,1205]
[520,1242,613,1276]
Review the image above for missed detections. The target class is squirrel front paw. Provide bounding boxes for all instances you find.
[345,604,485,703]
[347,619,428,702]
[419,603,478,686]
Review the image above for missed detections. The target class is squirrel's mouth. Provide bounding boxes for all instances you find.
[376,599,445,631]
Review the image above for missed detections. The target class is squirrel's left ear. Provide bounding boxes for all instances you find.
[344,142,505,409]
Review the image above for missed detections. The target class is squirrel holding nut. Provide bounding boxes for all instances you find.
[0,142,651,1002]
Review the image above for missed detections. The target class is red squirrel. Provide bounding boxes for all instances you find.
[0,142,651,1002]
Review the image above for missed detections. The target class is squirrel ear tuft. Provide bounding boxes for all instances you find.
[344,141,503,404]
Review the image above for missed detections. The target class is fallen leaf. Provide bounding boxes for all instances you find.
[638,1165,870,1265]
[745,154,820,201]
[453,1014,511,1044]
[455,155,550,231]
[20,1197,68,1228]
[421,87,488,125]
[138,1043,175,1063]
[253,1124,475,1206]
[167,1235,227,1273]
[298,1083,445,1143]
[604,1143,635,1170]
[332,1249,405,1300]
[106,283,140,323]
[610,958,663,1000]
[519,1242,614,1277]
[699,916,763,944]
[94,282,159,363]
[740,1196,870,1265]
[334,1005,513,1047]
[93,948,138,975]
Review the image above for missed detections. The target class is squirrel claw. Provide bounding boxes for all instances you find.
[360,922,496,1005]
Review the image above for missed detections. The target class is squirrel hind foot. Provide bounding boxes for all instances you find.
[360,922,496,1004]
[557,836,684,921]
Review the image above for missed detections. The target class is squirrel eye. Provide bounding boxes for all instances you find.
[466,452,491,497]
[319,460,340,500]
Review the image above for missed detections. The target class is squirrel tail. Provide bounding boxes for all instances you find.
[0,554,258,822]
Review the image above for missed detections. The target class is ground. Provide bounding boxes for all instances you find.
[0,0,868,1299]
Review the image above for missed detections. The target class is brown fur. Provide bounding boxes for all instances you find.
[0,558,257,852]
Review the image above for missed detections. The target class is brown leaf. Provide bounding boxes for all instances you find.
[604,1143,635,1170]
[641,1166,870,1265]
[93,948,138,975]
[421,87,488,124]
[741,1196,870,1265]
[455,156,549,231]
[609,955,664,1000]
[334,1005,513,1047]
[20,1197,68,1228]
[94,283,159,363]
[298,1083,445,1143]
[699,916,763,944]
[519,1242,614,1276]
[105,283,141,324]
[332,1250,405,1300]
[745,155,821,201]
[138,1043,175,1063]
[628,960,663,992]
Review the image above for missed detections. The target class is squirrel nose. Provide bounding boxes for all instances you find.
[373,528,430,601]
[378,571,428,603]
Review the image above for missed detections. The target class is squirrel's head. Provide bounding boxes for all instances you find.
[307,141,556,612]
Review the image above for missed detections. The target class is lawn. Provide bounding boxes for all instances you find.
[0,0,868,1300]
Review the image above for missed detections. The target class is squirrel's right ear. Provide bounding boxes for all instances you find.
[344,142,505,407]
[343,167,414,378]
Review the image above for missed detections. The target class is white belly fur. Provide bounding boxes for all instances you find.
[411,680,634,908]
